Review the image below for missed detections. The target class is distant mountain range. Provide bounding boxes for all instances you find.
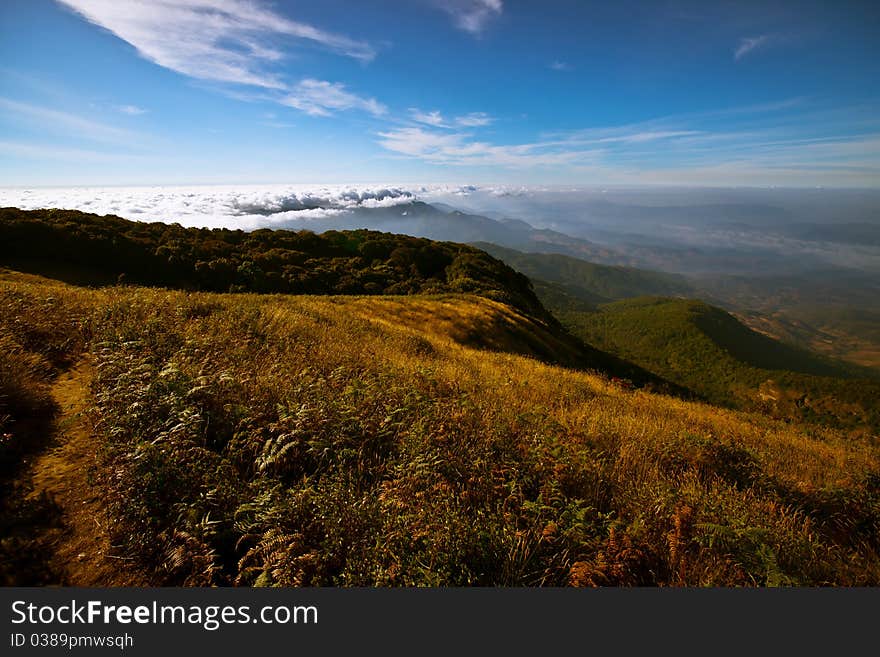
[240,200,634,267]
[472,242,695,308]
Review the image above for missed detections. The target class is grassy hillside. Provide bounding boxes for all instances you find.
[2,272,879,586]
[474,242,693,308]
[553,296,880,432]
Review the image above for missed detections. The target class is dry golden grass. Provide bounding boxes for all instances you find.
[1,270,879,586]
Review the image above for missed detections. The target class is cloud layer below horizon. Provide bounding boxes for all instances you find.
[3,183,879,277]
[0,184,421,229]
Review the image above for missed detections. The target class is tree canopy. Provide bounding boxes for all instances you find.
[0,207,547,319]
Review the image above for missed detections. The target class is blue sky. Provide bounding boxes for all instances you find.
[1,0,879,186]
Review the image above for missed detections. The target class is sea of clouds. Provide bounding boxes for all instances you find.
[0,184,441,229]
[0,183,577,230]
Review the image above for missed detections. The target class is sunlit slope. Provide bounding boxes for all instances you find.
[3,273,879,586]
[335,295,680,389]
[340,295,585,363]
[555,296,880,431]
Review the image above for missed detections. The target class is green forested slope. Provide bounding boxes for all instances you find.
[0,207,546,319]
[551,296,880,432]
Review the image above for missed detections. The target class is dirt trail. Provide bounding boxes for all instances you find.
[26,358,147,586]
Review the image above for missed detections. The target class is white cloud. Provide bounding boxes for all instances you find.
[549,61,572,72]
[116,104,147,115]
[56,0,376,91]
[409,108,494,128]
[0,184,416,229]
[410,109,447,127]
[434,0,503,35]
[455,112,493,127]
[56,1,385,120]
[734,35,770,60]
[282,79,386,117]
[377,127,464,157]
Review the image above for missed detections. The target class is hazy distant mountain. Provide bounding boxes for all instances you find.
[562,199,792,231]
[472,242,695,307]
[267,201,637,266]
[776,222,880,247]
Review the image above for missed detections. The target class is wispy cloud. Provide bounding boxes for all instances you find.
[709,97,806,116]
[410,109,447,127]
[433,0,503,35]
[259,112,295,129]
[377,126,600,168]
[549,61,572,72]
[116,104,147,115]
[592,130,702,145]
[0,140,146,163]
[379,97,880,184]
[57,0,377,92]
[543,97,807,143]
[56,0,385,119]
[734,34,771,60]
[456,112,493,127]
[409,108,494,128]
[0,96,141,144]
[542,125,704,149]
[282,79,386,117]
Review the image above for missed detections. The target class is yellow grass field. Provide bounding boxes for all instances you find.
[2,269,879,586]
